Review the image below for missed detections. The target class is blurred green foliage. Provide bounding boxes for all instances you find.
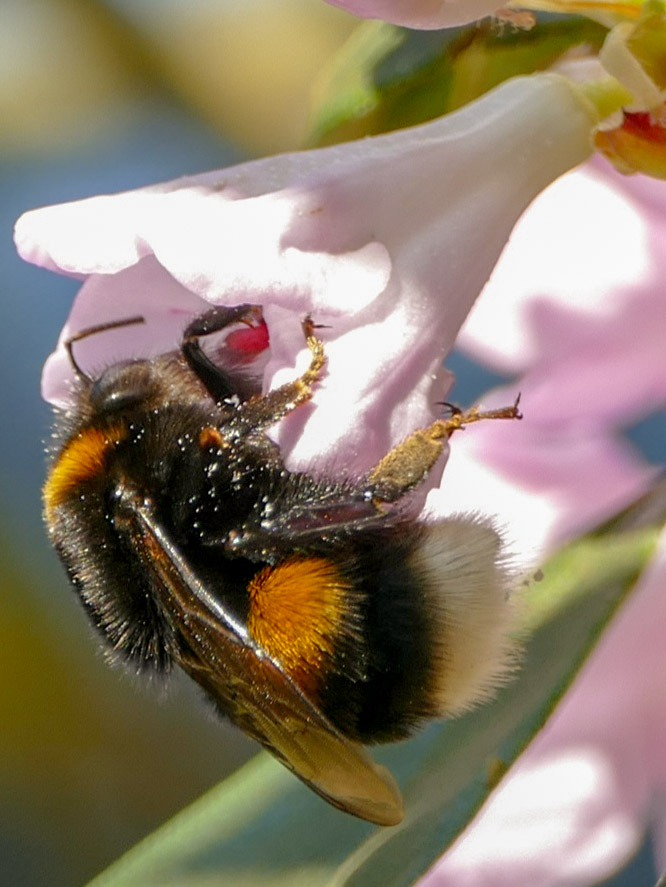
[309,14,608,144]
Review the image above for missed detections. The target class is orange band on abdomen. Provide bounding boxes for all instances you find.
[247,556,355,698]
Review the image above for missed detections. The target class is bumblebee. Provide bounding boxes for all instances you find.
[44,304,521,826]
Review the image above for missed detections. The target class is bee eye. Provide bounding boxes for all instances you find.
[90,362,156,414]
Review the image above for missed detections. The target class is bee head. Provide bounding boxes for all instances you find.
[89,360,161,416]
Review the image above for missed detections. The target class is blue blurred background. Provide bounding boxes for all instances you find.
[0,2,662,885]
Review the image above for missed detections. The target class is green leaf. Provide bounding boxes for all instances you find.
[309,14,609,146]
[87,485,664,887]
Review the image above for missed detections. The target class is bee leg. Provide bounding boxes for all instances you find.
[182,304,262,403]
[365,397,522,503]
[224,497,390,559]
[235,317,326,431]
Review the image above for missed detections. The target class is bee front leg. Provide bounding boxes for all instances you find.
[365,398,522,503]
[182,304,263,403]
[235,317,326,432]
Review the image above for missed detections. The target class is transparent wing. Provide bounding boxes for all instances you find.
[123,490,404,826]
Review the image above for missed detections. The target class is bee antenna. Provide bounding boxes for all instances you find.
[64,315,146,382]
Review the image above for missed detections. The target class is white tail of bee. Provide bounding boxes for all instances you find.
[410,515,521,716]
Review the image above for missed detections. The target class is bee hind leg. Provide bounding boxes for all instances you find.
[365,397,522,503]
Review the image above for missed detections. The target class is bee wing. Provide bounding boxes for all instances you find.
[125,492,404,826]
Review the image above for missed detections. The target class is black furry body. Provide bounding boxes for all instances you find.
[45,305,518,824]
[47,351,436,745]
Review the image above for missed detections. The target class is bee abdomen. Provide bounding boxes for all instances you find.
[301,518,519,744]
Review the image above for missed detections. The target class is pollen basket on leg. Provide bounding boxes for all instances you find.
[45,424,127,514]
[247,557,358,699]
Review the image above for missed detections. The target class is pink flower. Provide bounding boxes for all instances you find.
[324,0,506,30]
[16,74,596,498]
[417,162,666,885]
[429,159,665,551]
[19,68,657,881]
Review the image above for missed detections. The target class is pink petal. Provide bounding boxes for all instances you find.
[460,162,659,377]
[324,0,504,29]
[17,75,597,477]
[460,161,666,429]
[421,750,645,887]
